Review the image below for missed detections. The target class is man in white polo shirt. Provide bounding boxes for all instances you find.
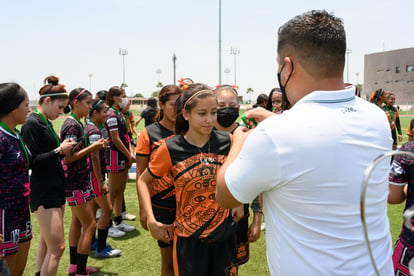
[216,10,394,275]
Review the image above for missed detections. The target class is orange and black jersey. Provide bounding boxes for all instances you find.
[136,122,174,157]
[136,122,175,209]
[383,105,402,134]
[148,129,232,239]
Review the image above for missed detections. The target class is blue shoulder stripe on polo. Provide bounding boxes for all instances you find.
[303,96,355,104]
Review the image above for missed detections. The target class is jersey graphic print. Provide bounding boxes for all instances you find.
[105,108,130,151]
[173,155,227,238]
[85,122,106,176]
[60,117,90,193]
[389,141,414,244]
[149,130,232,239]
[0,128,30,207]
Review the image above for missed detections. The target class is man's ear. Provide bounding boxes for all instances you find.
[283,56,294,79]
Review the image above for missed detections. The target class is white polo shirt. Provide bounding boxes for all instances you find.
[225,88,394,275]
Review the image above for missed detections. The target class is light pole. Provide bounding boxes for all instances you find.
[230,47,240,85]
[119,48,128,88]
[224,68,231,84]
[88,73,93,92]
[246,88,254,104]
[218,0,222,84]
[155,69,162,82]
[346,48,352,83]
[172,54,177,84]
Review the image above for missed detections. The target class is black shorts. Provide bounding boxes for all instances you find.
[153,206,175,248]
[173,236,238,276]
[30,179,66,212]
[30,192,65,212]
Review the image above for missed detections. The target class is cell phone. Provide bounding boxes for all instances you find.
[241,114,257,129]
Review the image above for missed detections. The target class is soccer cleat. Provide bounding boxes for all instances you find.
[96,208,102,220]
[95,244,122,258]
[108,226,126,238]
[68,264,98,275]
[122,211,136,221]
[114,221,135,232]
[90,240,98,251]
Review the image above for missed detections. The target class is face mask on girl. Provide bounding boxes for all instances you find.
[216,107,239,127]
[119,97,129,108]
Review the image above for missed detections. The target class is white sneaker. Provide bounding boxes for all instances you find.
[114,221,135,232]
[95,244,122,258]
[108,226,125,238]
[122,211,136,221]
[96,208,102,220]
[261,222,266,232]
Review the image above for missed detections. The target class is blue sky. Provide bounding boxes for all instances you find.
[1,0,413,101]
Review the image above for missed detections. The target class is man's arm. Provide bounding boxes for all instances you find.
[216,128,251,209]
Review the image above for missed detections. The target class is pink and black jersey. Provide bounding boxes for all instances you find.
[389,141,414,244]
[60,117,90,195]
[0,127,30,209]
[85,121,106,177]
[105,107,130,153]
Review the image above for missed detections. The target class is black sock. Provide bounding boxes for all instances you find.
[114,215,122,225]
[69,246,77,265]
[76,253,89,275]
[35,272,41,276]
[91,233,96,245]
[122,196,126,213]
[97,228,109,252]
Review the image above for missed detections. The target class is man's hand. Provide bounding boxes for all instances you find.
[246,107,275,124]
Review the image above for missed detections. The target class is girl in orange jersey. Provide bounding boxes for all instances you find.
[383,92,402,150]
[136,84,182,276]
[138,83,242,276]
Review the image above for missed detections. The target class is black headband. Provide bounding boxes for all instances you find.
[0,83,27,115]
[89,99,103,116]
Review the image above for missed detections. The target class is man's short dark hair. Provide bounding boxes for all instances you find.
[277,10,346,79]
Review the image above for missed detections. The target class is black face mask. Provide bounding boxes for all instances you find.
[217,107,239,128]
[277,60,294,110]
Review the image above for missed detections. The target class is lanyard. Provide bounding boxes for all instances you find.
[384,105,395,122]
[70,112,87,145]
[111,107,127,126]
[0,121,30,172]
[88,120,103,131]
[35,110,60,146]
[124,111,130,121]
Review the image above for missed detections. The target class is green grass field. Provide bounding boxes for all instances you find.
[20,111,414,275]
